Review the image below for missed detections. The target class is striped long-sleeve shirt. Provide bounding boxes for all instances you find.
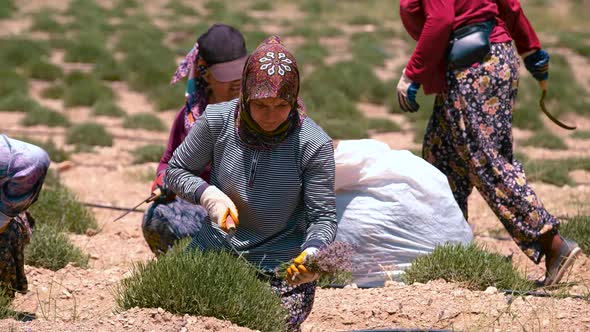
[166,99,337,270]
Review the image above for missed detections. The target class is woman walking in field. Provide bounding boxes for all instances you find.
[396,0,580,285]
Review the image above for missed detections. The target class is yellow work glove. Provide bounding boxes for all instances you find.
[199,185,239,232]
[0,211,11,234]
[286,247,319,286]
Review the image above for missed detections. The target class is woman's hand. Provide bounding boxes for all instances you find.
[286,247,320,286]
[396,68,421,113]
[523,49,550,81]
[150,173,176,203]
[199,186,239,232]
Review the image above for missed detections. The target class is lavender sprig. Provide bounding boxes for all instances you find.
[306,241,355,274]
[275,241,355,278]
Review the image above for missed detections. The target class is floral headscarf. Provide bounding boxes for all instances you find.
[235,36,307,150]
[170,42,209,132]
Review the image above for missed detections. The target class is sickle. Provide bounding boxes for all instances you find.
[111,188,162,222]
[539,80,576,130]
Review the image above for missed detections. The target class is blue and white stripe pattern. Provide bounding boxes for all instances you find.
[166,99,337,270]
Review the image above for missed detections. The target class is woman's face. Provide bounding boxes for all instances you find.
[207,73,241,103]
[249,98,292,132]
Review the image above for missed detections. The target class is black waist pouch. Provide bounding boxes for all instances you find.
[447,20,495,70]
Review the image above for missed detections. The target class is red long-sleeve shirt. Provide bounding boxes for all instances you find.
[400,0,541,94]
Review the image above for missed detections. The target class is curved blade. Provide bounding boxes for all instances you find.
[538,81,576,130]
[540,90,576,130]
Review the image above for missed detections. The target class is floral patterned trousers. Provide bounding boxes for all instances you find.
[0,213,34,298]
[269,278,316,332]
[423,42,559,264]
[184,247,316,331]
[142,198,207,256]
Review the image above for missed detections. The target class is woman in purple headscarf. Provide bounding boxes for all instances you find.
[142,23,248,256]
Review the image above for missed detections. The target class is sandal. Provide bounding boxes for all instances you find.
[544,237,581,286]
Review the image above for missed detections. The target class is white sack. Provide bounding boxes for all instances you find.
[334,139,473,287]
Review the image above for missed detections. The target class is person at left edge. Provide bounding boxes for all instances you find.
[0,135,50,298]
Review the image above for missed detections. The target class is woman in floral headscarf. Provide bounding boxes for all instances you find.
[142,23,248,256]
[166,36,337,331]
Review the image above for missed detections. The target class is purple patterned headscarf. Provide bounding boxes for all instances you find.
[170,42,209,131]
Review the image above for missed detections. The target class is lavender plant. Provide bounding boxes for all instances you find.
[276,241,355,284]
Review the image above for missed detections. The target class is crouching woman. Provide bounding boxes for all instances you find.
[165,36,337,331]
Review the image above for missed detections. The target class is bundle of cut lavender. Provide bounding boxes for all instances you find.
[276,241,355,285]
